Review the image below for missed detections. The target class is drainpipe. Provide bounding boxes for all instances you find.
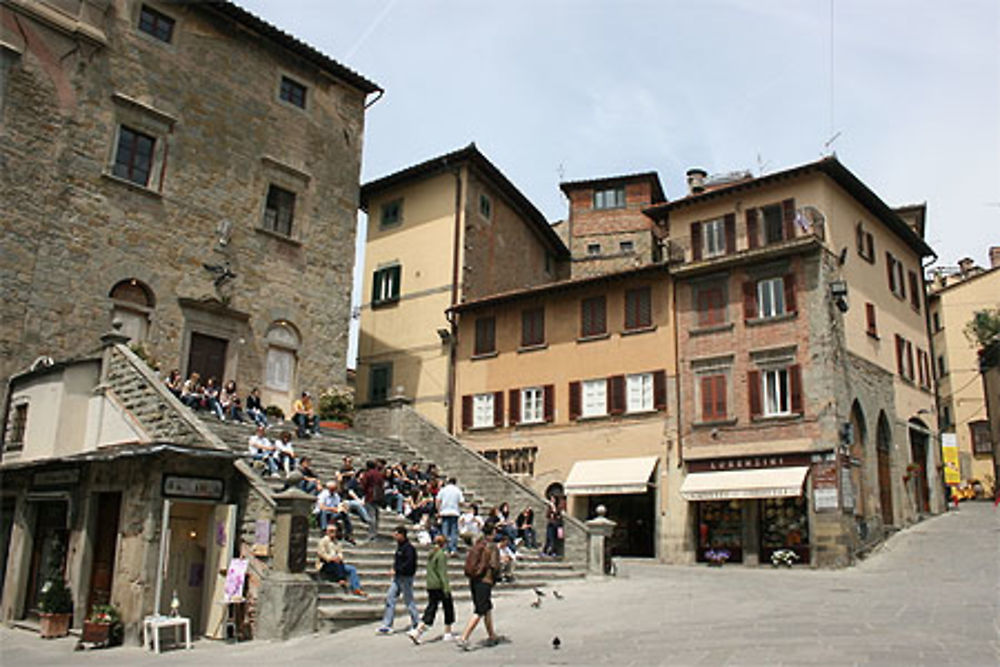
[446,166,464,435]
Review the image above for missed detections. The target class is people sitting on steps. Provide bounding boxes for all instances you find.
[247,425,278,476]
[315,480,355,543]
[292,391,318,438]
[316,524,366,597]
[297,456,321,494]
[274,430,296,475]
[245,387,268,428]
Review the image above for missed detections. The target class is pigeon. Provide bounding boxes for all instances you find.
[552,590,563,600]
[530,598,541,609]
[533,587,546,597]
[552,636,561,650]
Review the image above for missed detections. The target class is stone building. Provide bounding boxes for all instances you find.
[928,250,1000,495]
[1,0,380,414]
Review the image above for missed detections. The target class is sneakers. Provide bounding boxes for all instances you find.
[407,628,422,645]
[353,589,367,597]
[455,639,471,652]
[442,632,456,642]
[376,626,393,635]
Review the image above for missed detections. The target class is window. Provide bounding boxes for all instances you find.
[940,405,952,428]
[263,184,295,236]
[372,265,401,305]
[593,187,625,210]
[521,308,544,347]
[624,287,652,331]
[112,125,155,186]
[908,271,921,311]
[479,193,492,220]
[762,203,785,244]
[279,75,307,109]
[700,374,727,421]
[702,218,726,258]
[472,393,495,428]
[749,365,802,418]
[757,277,786,318]
[745,199,794,249]
[520,387,544,424]
[474,316,496,355]
[619,240,634,254]
[587,243,601,256]
[937,354,946,377]
[865,302,878,338]
[581,379,607,417]
[856,222,875,262]
[369,363,392,404]
[886,253,906,299]
[932,311,941,332]
[265,322,300,392]
[970,420,993,455]
[580,296,607,337]
[380,199,402,227]
[895,335,915,381]
[138,4,175,43]
[626,373,653,412]
[916,348,932,389]
[762,368,791,416]
[5,403,28,452]
[696,283,726,327]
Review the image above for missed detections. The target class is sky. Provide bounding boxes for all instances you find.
[237,0,999,363]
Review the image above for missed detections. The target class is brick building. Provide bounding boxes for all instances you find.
[1,0,380,415]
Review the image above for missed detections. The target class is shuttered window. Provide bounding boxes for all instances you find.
[625,287,652,331]
[521,307,545,347]
[865,302,878,337]
[474,317,496,355]
[581,296,607,337]
[700,375,727,421]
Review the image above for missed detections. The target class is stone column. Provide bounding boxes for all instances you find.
[585,506,617,576]
[254,488,317,640]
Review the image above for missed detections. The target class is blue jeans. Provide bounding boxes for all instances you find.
[321,561,361,591]
[319,510,353,538]
[252,453,278,475]
[346,499,371,525]
[441,515,459,554]
[381,575,419,629]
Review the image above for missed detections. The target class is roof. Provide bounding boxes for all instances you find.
[360,143,569,258]
[559,171,666,203]
[643,157,935,258]
[449,262,668,313]
[0,442,236,471]
[928,264,1000,298]
[201,2,381,95]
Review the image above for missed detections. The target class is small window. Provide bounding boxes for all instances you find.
[372,265,401,305]
[474,316,496,355]
[702,218,726,258]
[472,393,495,428]
[521,308,544,347]
[937,354,946,377]
[886,253,906,299]
[908,271,921,312]
[580,296,607,337]
[757,277,786,318]
[279,75,307,109]
[479,193,493,220]
[624,287,652,331]
[520,387,544,424]
[587,243,601,256]
[699,374,727,421]
[581,378,607,417]
[856,222,875,262]
[932,311,941,332]
[5,403,28,452]
[138,4,175,43]
[619,240,634,254]
[626,373,653,413]
[369,363,392,404]
[263,184,296,236]
[593,187,625,210]
[970,420,993,455]
[381,199,402,228]
[696,284,726,327]
[865,302,878,338]
[112,125,156,186]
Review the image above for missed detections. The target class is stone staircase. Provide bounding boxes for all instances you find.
[203,418,585,631]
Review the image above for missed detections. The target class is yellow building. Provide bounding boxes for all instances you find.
[357,144,569,428]
[928,252,1000,495]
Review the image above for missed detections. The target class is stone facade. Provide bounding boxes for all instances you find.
[1,0,379,414]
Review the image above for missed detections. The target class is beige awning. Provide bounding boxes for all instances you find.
[680,466,809,501]
[564,456,658,495]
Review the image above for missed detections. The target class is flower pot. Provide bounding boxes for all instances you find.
[82,620,111,644]
[39,612,72,639]
[318,420,349,430]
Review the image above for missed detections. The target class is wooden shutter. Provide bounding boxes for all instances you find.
[700,376,714,420]
[743,281,757,320]
[865,233,874,261]
[865,302,877,335]
[885,252,895,293]
[748,370,761,418]
[856,223,865,255]
[543,384,555,423]
[724,213,736,254]
[782,198,796,240]
[461,395,473,430]
[905,342,914,380]
[390,265,401,300]
[908,271,920,311]
[653,370,667,411]
[371,270,381,304]
[746,209,759,249]
[508,389,520,426]
[789,364,802,414]
[609,375,625,415]
[895,335,905,376]
[917,350,925,387]
[714,376,727,418]
[691,221,702,261]
[783,273,796,313]
[493,391,504,427]
[569,381,581,420]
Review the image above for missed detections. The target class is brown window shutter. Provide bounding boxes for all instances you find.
[653,370,667,411]
[461,395,472,430]
[885,252,894,292]
[908,271,920,311]
[917,350,925,387]
[746,209,759,249]
[691,221,702,261]
[782,198,795,240]
[748,371,761,418]
[783,273,796,313]
[609,375,625,415]
[906,342,914,380]
[543,384,555,423]
[865,302,877,335]
[724,213,736,254]
[866,233,874,261]
[895,335,904,376]
[715,376,727,417]
[568,381,581,420]
[743,281,757,320]
[856,223,865,255]
[508,389,520,425]
[789,364,803,414]
[493,391,504,427]
[700,376,714,419]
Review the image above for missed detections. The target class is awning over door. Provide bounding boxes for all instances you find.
[680,466,809,501]
[564,456,658,495]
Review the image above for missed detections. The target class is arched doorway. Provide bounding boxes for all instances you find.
[908,418,931,514]
[849,401,868,520]
[109,279,155,344]
[876,412,894,526]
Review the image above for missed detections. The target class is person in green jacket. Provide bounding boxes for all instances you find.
[407,535,455,644]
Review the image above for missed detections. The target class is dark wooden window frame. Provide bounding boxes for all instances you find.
[112,125,156,186]
[138,4,175,43]
[263,184,296,236]
[474,316,496,356]
[279,75,307,109]
[624,286,652,331]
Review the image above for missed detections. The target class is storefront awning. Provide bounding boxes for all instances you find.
[680,466,809,501]
[565,456,658,495]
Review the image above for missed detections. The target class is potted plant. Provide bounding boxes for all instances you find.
[317,385,354,429]
[38,578,73,638]
[770,548,800,568]
[704,548,731,567]
[82,603,123,647]
[265,404,285,422]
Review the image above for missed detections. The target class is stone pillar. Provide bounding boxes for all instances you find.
[585,506,617,576]
[254,489,317,640]
[385,394,412,441]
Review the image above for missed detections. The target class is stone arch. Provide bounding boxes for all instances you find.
[108,278,156,343]
[876,412,894,526]
[849,400,868,519]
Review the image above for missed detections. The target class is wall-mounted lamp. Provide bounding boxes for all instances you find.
[830,280,849,313]
[436,328,451,343]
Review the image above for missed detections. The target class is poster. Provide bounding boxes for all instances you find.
[941,433,961,486]
[224,558,248,602]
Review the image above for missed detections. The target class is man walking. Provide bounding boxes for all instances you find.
[436,476,464,555]
[377,525,420,635]
[457,523,501,650]
[360,460,385,542]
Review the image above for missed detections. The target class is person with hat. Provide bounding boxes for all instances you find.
[376,525,419,635]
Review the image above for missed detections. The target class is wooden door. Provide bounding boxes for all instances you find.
[203,504,237,638]
[25,502,68,616]
[910,436,930,513]
[187,332,227,383]
[86,492,121,613]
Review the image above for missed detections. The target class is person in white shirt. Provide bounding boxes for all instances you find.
[247,425,277,476]
[273,430,296,475]
[436,477,464,555]
[315,480,354,542]
[458,504,484,547]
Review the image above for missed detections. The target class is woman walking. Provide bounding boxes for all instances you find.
[407,535,455,644]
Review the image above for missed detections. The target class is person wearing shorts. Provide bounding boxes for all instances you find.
[457,523,501,650]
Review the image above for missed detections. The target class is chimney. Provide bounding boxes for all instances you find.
[990,246,1000,269]
[957,257,976,277]
[686,168,707,195]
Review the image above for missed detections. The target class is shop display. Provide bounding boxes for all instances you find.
[760,496,809,563]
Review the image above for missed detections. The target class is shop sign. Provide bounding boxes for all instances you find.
[689,453,812,473]
[33,469,80,487]
[162,475,224,501]
[812,462,839,511]
[941,434,960,486]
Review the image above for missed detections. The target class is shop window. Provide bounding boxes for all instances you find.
[138,4,175,43]
[372,264,401,306]
[624,287,652,331]
[696,500,743,563]
[580,296,607,337]
[626,373,653,412]
[521,307,544,347]
[760,496,810,564]
[264,322,299,392]
[474,316,496,355]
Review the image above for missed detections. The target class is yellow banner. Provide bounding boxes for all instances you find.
[941,433,960,486]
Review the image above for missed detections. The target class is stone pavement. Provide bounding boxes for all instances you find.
[2,503,997,666]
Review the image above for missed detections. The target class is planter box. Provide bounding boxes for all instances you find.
[82,620,111,644]
[318,420,349,430]
[39,612,71,639]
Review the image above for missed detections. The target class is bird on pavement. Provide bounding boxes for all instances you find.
[552,636,561,650]
[552,590,563,600]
